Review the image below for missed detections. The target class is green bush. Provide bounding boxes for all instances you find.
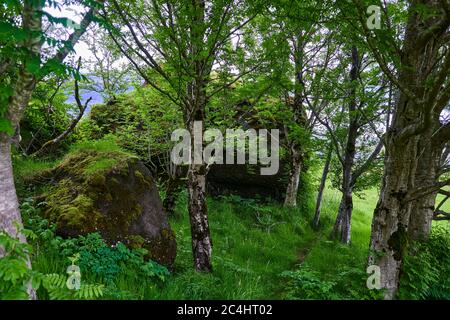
[57,233,170,283]
[0,228,104,300]
[20,199,170,298]
[281,266,338,300]
[399,225,450,300]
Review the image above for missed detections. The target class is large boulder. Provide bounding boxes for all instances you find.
[40,145,176,267]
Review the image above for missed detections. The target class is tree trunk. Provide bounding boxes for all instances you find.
[0,139,24,240]
[367,0,448,298]
[332,188,353,244]
[313,147,332,229]
[284,150,302,207]
[332,46,359,244]
[332,199,345,239]
[340,190,353,244]
[408,137,441,242]
[284,32,307,207]
[0,1,44,300]
[368,135,418,300]
[0,138,37,299]
[187,118,212,272]
[183,0,213,273]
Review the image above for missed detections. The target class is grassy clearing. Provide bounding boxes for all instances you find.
[30,183,381,300]
[19,154,448,300]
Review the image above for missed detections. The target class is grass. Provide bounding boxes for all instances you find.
[30,183,382,300]
[18,153,448,300]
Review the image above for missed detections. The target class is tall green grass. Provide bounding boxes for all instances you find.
[31,185,378,300]
[19,151,448,299]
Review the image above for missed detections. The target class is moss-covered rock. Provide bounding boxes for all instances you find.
[41,146,177,267]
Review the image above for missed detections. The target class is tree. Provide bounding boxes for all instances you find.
[351,0,450,298]
[266,0,332,207]
[0,0,97,298]
[309,42,386,243]
[330,46,385,244]
[312,143,332,229]
[83,25,133,100]
[103,0,262,271]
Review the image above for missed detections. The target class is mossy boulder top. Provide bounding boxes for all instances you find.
[41,147,176,267]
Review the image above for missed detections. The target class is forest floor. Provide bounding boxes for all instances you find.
[14,156,450,299]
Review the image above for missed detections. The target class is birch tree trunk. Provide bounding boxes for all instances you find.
[186,105,212,272]
[0,140,25,239]
[0,1,44,300]
[185,0,212,272]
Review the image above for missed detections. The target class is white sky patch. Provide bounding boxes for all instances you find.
[44,3,95,62]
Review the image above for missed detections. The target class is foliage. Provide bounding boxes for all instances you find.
[0,227,104,300]
[21,198,170,285]
[18,80,75,156]
[399,226,450,300]
[75,88,182,168]
[281,266,338,300]
[56,233,170,283]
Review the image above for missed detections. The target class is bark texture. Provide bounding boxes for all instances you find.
[284,150,302,207]
[332,46,359,244]
[185,0,213,272]
[408,134,441,242]
[284,33,307,207]
[367,0,450,298]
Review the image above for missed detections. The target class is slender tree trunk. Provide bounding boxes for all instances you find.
[284,32,307,207]
[313,147,332,229]
[184,0,213,273]
[187,115,212,272]
[332,198,345,238]
[0,139,24,240]
[332,46,359,244]
[284,150,302,207]
[187,162,212,272]
[340,190,353,244]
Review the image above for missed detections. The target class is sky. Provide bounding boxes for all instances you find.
[45,3,93,61]
[45,3,106,105]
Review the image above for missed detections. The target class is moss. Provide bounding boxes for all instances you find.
[84,158,120,175]
[127,235,146,249]
[86,173,106,187]
[42,146,146,238]
[134,170,151,188]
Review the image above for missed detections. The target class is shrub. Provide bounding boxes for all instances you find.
[0,228,104,300]
[399,225,450,300]
[281,266,338,300]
